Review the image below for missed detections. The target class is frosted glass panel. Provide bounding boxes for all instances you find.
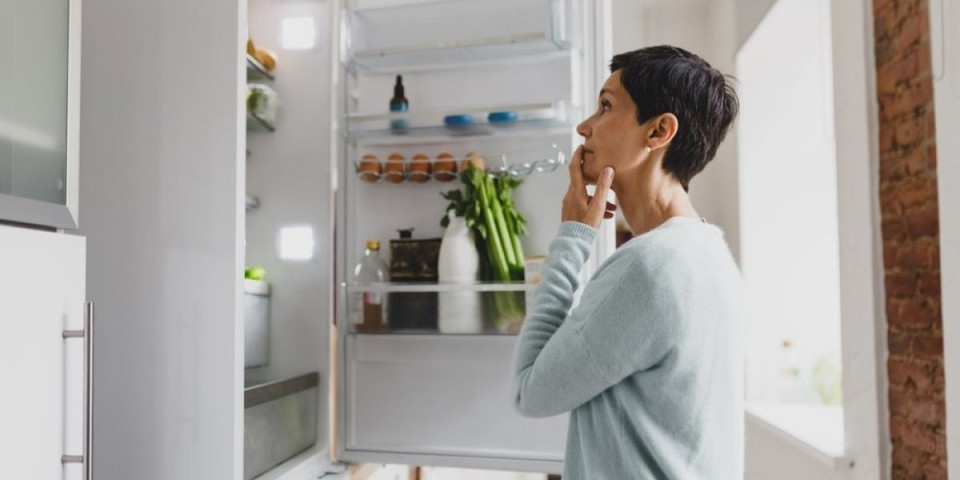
[0,0,69,205]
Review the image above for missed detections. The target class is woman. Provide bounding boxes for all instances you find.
[511,46,745,479]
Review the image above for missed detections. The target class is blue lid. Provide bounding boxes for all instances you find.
[488,111,518,124]
[443,114,475,128]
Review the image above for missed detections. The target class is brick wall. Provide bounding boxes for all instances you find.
[873,0,946,478]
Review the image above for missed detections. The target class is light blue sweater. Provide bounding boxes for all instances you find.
[511,218,747,479]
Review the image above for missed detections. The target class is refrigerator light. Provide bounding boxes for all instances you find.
[277,225,315,260]
[281,17,315,50]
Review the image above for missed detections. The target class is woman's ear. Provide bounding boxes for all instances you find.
[646,113,679,151]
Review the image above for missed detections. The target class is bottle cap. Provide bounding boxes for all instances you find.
[394,75,404,97]
[366,240,380,250]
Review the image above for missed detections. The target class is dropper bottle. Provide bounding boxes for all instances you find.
[389,75,409,132]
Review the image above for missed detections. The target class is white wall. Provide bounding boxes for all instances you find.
[610,0,741,264]
[735,0,777,49]
[244,0,333,452]
[78,0,245,478]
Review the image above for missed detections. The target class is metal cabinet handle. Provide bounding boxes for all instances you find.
[62,302,94,480]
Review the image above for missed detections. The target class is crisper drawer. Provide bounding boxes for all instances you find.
[344,335,567,467]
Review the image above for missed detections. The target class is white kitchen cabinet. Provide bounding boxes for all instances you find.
[0,226,86,480]
[330,0,612,473]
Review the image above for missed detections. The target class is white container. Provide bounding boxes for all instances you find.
[437,211,482,333]
[244,279,271,368]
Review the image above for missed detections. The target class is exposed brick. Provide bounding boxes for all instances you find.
[888,328,912,354]
[909,398,944,426]
[886,271,918,297]
[881,184,905,215]
[897,179,932,210]
[895,14,926,51]
[898,242,934,269]
[888,81,933,121]
[895,116,925,148]
[917,272,941,296]
[885,244,900,265]
[891,443,925,477]
[885,50,920,88]
[903,147,927,175]
[905,206,939,238]
[888,358,934,390]
[882,216,907,239]
[916,40,932,75]
[922,462,948,480]
[895,298,936,330]
[900,422,940,453]
[880,124,897,151]
[875,1,943,475]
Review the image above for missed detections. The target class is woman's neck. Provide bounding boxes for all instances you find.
[613,159,699,236]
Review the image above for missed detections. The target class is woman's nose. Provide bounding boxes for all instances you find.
[576,118,590,138]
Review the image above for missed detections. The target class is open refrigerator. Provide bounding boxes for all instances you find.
[330,0,613,473]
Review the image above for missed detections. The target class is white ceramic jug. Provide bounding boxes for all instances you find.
[437,211,483,333]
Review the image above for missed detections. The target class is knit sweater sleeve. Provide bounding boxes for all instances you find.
[510,221,680,418]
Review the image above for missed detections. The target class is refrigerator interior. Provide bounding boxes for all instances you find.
[241,0,607,476]
[333,0,605,473]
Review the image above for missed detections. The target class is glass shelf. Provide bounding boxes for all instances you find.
[246,54,275,81]
[348,33,570,72]
[344,101,576,145]
[343,0,579,72]
[344,281,533,293]
[247,112,276,132]
[342,282,534,335]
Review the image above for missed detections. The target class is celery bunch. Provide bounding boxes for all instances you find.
[441,164,527,332]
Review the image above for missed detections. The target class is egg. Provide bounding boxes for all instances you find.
[409,154,432,183]
[358,154,381,182]
[384,153,406,183]
[433,152,458,181]
[461,151,486,172]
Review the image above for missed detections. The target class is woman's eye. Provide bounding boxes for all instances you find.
[601,102,611,111]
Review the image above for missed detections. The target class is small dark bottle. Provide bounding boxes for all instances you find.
[389,75,409,132]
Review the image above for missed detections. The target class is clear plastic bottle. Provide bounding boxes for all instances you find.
[354,239,389,330]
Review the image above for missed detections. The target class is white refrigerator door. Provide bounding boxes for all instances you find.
[332,0,611,473]
[0,227,85,480]
[77,0,246,477]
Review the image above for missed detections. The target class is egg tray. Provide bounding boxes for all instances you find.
[353,146,568,184]
[353,154,466,184]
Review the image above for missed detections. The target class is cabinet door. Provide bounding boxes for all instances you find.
[0,226,85,479]
[0,0,81,229]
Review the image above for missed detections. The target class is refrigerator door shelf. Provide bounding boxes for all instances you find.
[343,0,580,72]
[343,281,535,335]
[345,101,578,144]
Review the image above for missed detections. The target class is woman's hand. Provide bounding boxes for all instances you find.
[562,145,616,229]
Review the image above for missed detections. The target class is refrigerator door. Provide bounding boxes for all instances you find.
[332,0,612,472]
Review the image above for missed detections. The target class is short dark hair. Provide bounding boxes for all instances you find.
[610,45,739,191]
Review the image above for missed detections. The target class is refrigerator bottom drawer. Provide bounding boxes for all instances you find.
[344,335,567,462]
[244,373,319,480]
